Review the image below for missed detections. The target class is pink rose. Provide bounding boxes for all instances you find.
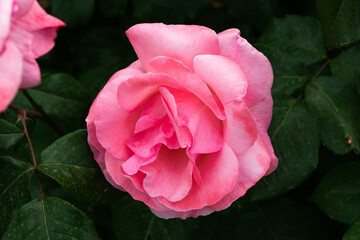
[0,0,65,112]
[86,23,278,219]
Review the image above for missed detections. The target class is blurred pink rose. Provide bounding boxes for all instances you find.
[0,0,64,112]
[86,23,278,219]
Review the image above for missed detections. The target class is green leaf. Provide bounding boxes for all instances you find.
[305,76,360,153]
[51,0,95,27]
[311,161,360,224]
[2,197,100,239]
[258,15,327,64]
[316,0,360,49]
[112,195,197,240]
[38,129,113,205]
[26,73,90,121]
[330,45,360,81]
[235,198,328,239]
[344,218,360,240]
[247,96,320,200]
[0,118,24,150]
[0,156,33,236]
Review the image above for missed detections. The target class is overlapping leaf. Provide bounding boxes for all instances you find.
[305,76,360,154]
[344,218,360,240]
[0,157,33,236]
[2,197,100,239]
[257,15,326,65]
[26,73,90,121]
[111,195,198,240]
[311,161,360,224]
[316,0,360,49]
[38,129,113,205]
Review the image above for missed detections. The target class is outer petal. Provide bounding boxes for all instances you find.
[0,0,12,50]
[156,143,238,211]
[223,101,258,157]
[126,23,219,71]
[0,40,22,112]
[218,29,278,173]
[210,134,271,211]
[141,147,193,202]
[18,1,65,57]
[193,54,248,104]
[105,151,167,211]
[151,206,214,220]
[94,71,143,160]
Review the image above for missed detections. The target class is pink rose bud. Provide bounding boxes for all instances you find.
[86,23,278,219]
[0,0,65,112]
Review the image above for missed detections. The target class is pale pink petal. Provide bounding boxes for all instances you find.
[141,147,193,202]
[160,87,223,154]
[94,75,141,160]
[122,154,157,176]
[160,88,192,148]
[149,56,225,120]
[157,143,238,211]
[126,124,164,158]
[210,134,271,211]
[0,40,22,112]
[0,0,12,50]
[193,54,247,104]
[20,56,40,88]
[16,1,65,32]
[126,23,219,71]
[105,151,167,211]
[117,72,183,112]
[134,94,166,133]
[223,101,258,157]
[218,29,277,173]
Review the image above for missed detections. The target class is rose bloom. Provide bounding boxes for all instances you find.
[0,0,64,112]
[87,23,278,219]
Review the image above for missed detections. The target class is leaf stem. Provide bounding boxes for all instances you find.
[308,58,332,82]
[18,109,45,201]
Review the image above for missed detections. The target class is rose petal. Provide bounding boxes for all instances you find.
[126,23,219,71]
[157,143,238,211]
[0,0,12,50]
[210,134,271,211]
[105,151,166,211]
[141,147,193,202]
[149,56,225,120]
[193,54,248,105]
[218,29,278,173]
[117,72,183,112]
[159,87,223,154]
[122,154,158,176]
[0,40,22,112]
[223,100,258,157]
[11,0,35,20]
[151,206,213,220]
[94,73,142,160]
[134,94,166,133]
